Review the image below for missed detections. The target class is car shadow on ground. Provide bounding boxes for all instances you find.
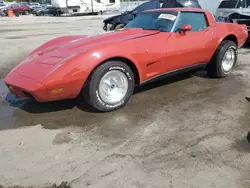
[231,137,250,153]
[243,44,250,49]
[3,69,224,114]
[17,72,196,114]
[246,97,250,103]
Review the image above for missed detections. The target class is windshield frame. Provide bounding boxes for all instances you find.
[125,10,180,32]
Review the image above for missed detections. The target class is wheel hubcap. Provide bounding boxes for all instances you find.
[99,70,128,104]
[222,48,235,72]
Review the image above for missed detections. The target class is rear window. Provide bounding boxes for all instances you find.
[218,1,238,8]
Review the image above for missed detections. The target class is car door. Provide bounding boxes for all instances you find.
[164,12,218,71]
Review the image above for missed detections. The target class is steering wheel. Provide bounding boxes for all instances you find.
[155,19,166,31]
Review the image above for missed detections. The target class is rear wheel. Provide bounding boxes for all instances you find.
[83,61,135,112]
[247,131,250,144]
[206,40,237,78]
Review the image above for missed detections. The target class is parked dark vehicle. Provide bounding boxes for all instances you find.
[103,0,202,31]
[103,0,163,31]
[161,0,201,8]
[32,6,62,16]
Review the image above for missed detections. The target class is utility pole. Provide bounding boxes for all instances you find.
[91,0,93,13]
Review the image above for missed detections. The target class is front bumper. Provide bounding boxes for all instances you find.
[4,70,84,102]
[4,71,48,102]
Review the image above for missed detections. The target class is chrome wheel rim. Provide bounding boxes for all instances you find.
[222,48,235,72]
[99,70,128,104]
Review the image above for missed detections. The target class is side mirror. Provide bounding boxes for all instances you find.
[180,24,192,33]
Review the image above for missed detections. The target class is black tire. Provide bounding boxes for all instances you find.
[115,24,125,30]
[110,24,116,31]
[83,61,135,112]
[206,40,237,78]
[14,12,19,17]
[247,131,250,144]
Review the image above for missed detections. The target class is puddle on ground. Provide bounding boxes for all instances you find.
[0,75,193,132]
[0,69,248,138]
[0,80,33,130]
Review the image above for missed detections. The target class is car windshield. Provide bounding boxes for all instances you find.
[125,11,178,32]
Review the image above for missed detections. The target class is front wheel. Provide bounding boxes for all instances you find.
[207,40,237,78]
[24,10,29,15]
[115,24,125,30]
[14,11,19,17]
[83,61,135,112]
[247,131,250,144]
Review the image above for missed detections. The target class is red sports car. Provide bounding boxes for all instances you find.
[8,3,30,15]
[4,8,248,112]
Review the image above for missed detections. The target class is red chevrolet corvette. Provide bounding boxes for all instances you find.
[4,8,248,112]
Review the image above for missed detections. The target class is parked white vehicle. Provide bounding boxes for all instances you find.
[215,0,250,17]
[0,0,7,9]
[51,0,119,15]
[215,0,250,41]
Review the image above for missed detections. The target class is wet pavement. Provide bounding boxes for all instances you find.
[0,16,250,188]
[0,70,245,131]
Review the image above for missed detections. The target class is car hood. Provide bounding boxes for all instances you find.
[31,28,160,60]
[8,29,160,82]
[103,14,121,22]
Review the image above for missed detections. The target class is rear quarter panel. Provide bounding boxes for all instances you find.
[205,10,247,48]
[215,22,248,48]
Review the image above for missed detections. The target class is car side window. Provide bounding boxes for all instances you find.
[246,0,250,7]
[236,0,246,8]
[219,1,238,8]
[173,12,208,32]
